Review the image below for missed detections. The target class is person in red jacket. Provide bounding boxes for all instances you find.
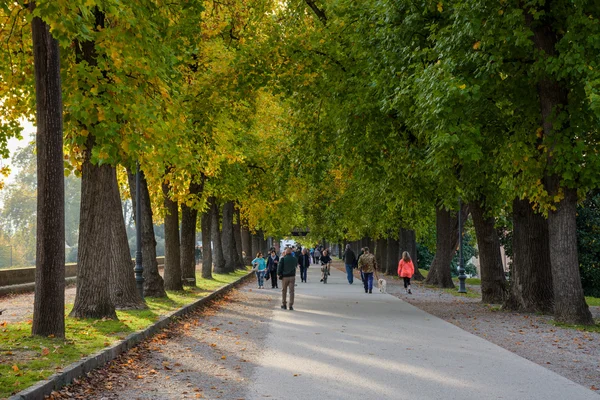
[397,251,415,294]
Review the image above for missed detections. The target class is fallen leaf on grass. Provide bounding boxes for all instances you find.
[12,364,19,372]
[41,347,50,356]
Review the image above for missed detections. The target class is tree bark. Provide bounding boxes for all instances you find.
[403,229,424,281]
[200,200,213,279]
[162,181,183,291]
[425,206,463,288]
[109,169,145,309]
[385,237,399,276]
[69,8,116,320]
[220,201,236,273]
[251,234,261,260]
[241,225,252,265]
[233,207,245,269]
[127,168,166,297]
[375,238,387,275]
[527,3,592,324]
[504,198,554,313]
[31,11,65,337]
[210,197,226,273]
[470,201,506,304]
[180,181,202,286]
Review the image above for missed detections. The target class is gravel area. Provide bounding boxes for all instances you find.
[383,276,600,392]
[0,286,77,323]
[46,283,278,399]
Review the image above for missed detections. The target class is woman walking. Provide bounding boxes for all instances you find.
[252,252,267,289]
[397,251,415,294]
[266,249,279,289]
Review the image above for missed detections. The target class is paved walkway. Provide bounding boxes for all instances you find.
[245,266,599,400]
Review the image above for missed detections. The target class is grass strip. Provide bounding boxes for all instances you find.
[0,269,248,398]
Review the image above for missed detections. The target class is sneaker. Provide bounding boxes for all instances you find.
[320,279,323,282]
[281,305,287,310]
[365,290,368,293]
[289,306,294,311]
[408,289,412,294]
[369,290,372,294]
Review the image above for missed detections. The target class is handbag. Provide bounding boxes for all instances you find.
[265,272,270,280]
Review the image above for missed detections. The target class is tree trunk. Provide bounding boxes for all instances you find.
[109,169,145,309]
[470,201,506,304]
[386,237,399,276]
[200,201,213,279]
[425,206,461,288]
[70,136,117,319]
[210,197,226,273]
[180,181,202,286]
[241,225,252,265]
[527,4,592,325]
[31,11,65,337]
[220,201,236,273]
[162,181,183,291]
[251,234,261,260]
[504,198,553,312]
[127,168,166,297]
[375,238,387,275]
[403,229,424,281]
[233,208,245,269]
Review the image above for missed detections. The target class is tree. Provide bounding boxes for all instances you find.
[162,180,183,291]
[30,4,65,337]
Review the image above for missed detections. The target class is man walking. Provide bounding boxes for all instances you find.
[358,247,377,294]
[342,244,357,284]
[278,248,297,310]
[298,248,310,283]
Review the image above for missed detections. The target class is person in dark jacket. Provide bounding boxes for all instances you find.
[277,248,297,310]
[342,244,357,284]
[266,249,280,289]
[319,249,332,282]
[298,248,311,283]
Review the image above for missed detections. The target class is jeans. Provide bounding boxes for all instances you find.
[256,270,265,287]
[345,264,354,283]
[299,266,308,282]
[362,272,374,292]
[282,276,296,307]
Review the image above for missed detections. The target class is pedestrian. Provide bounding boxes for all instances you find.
[342,244,357,284]
[266,249,280,289]
[397,251,415,294]
[314,247,321,265]
[278,248,297,310]
[309,247,315,264]
[252,252,267,289]
[298,248,310,283]
[319,249,332,282]
[358,247,377,294]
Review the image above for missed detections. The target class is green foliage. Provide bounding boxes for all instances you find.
[577,191,600,297]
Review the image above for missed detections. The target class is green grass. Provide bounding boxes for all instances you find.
[586,296,600,307]
[441,288,481,299]
[0,269,248,398]
[551,320,600,333]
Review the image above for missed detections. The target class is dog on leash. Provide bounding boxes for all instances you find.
[378,278,387,293]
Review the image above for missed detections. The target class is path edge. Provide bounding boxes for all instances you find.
[7,271,254,400]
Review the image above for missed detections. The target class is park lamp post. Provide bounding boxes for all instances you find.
[457,198,467,293]
[134,162,144,298]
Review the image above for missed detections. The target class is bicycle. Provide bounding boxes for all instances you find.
[321,261,331,284]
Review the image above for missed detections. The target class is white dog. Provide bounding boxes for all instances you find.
[378,278,387,294]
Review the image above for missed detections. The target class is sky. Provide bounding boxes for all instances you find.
[2,119,35,183]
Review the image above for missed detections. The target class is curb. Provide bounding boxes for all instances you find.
[0,278,77,297]
[7,271,254,400]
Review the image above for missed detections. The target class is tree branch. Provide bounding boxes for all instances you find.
[304,0,327,26]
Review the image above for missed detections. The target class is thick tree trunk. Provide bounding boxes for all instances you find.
[403,229,424,281]
[31,12,65,337]
[220,201,236,273]
[180,181,202,286]
[127,168,166,297]
[241,226,252,265]
[200,202,213,279]
[504,198,554,313]
[528,4,593,325]
[425,207,461,288]
[386,237,399,276]
[162,182,183,291]
[69,8,116,320]
[70,136,117,319]
[547,186,592,323]
[470,201,506,304]
[109,169,145,309]
[233,208,245,269]
[375,238,387,275]
[210,197,226,273]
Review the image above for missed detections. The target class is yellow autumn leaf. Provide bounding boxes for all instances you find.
[473,41,481,50]
[437,2,443,12]
[459,84,466,90]
[12,364,19,372]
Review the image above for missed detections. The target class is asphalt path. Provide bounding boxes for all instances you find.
[244,265,599,400]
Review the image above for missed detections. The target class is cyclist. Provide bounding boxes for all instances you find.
[319,249,332,283]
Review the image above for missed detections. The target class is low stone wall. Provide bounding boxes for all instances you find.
[0,257,165,288]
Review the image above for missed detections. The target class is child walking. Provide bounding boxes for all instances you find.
[252,252,267,289]
[397,251,415,294]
